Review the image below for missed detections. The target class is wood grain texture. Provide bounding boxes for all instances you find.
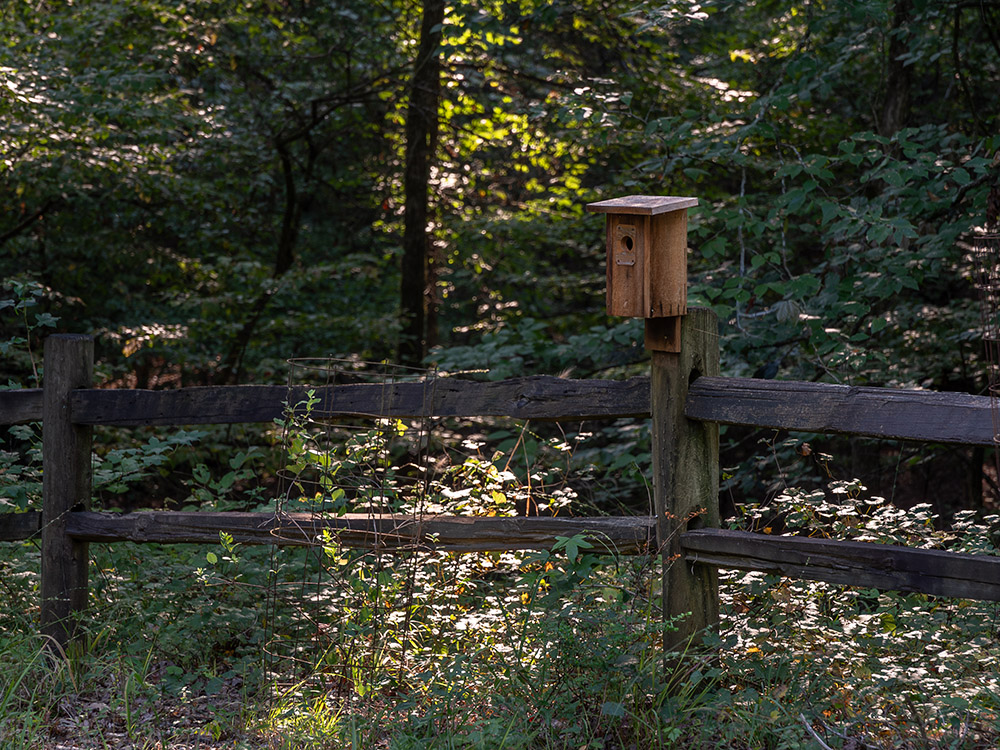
[70,375,652,426]
[24,373,995,446]
[646,209,687,318]
[653,308,720,650]
[40,335,94,647]
[681,528,1000,601]
[644,317,682,353]
[0,511,41,541]
[686,376,994,445]
[66,511,655,554]
[586,195,699,215]
[606,213,647,317]
[0,388,43,425]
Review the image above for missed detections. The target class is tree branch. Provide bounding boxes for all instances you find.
[0,200,56,247]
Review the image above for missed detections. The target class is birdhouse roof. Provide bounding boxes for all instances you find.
[586,195,698,216]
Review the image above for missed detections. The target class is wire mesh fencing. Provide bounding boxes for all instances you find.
[263,359,441,693]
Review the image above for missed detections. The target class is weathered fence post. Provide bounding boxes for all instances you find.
[587,195,720,654]
[650,308,720,652]
[41,334,94,649]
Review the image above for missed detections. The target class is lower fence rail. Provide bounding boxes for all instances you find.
[1,510,655,555]
[6,512,998,600]
[0,511,42,542]
[681,528,1000,602]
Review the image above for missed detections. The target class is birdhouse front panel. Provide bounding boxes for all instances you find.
[606,212,647,317]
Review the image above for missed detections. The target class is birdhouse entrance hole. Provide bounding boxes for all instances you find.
[615,225,637,266]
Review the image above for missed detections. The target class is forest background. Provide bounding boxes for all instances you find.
[4,0,1000,511]
[2,0,1000,747]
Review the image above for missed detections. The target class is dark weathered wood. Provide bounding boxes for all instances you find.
[0,511,42,541]
[46,373,1000,445]
[66,511,655,554]
[0,388,43,425]
[686,376,994,445]
[41,335,94,648]
[652,308,720,651]
[681,528,1000,602]
[69,375,652,426]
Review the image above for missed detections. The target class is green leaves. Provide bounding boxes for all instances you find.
[553,533,594,564]
[600,700,626,718]
[92,430,206,499]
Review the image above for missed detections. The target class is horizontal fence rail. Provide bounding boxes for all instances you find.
[0,388,43,425]
[64,512,654,554]
[0,512,43,542]
[681,528,1000,602]
[6,509,995,600]
[0,510,654,554]
[4,375,995,446]
[5,376,995,445]
[69,376,652,426]
[0,377,650,427]
[686,376,995,445]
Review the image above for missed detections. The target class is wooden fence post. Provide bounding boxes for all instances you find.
[651,307,720,653]
[41,334,94,649]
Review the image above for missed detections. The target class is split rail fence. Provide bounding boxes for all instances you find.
[3,308,1000,651]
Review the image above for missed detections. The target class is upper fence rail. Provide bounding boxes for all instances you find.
[1,376,995,445]
[686,377,997,445]
[0,375,651,426]
[0,388,43,425]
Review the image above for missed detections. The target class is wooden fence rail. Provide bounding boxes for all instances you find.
[681,528,1000,602]
[2,314,1000,650]
[0,376,650,427]
[2,511,654,554]
[686,376,997,445]
[64,511,654,554]
[77,375,991,441]
[4,368,994,442]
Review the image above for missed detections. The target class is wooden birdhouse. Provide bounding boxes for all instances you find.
[586,195,698,352]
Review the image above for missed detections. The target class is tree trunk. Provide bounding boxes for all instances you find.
[880,0,912,137]
[217,139,305,384]
[399,0,445,367]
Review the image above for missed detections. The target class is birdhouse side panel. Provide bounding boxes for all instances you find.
[646,210,688,318]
